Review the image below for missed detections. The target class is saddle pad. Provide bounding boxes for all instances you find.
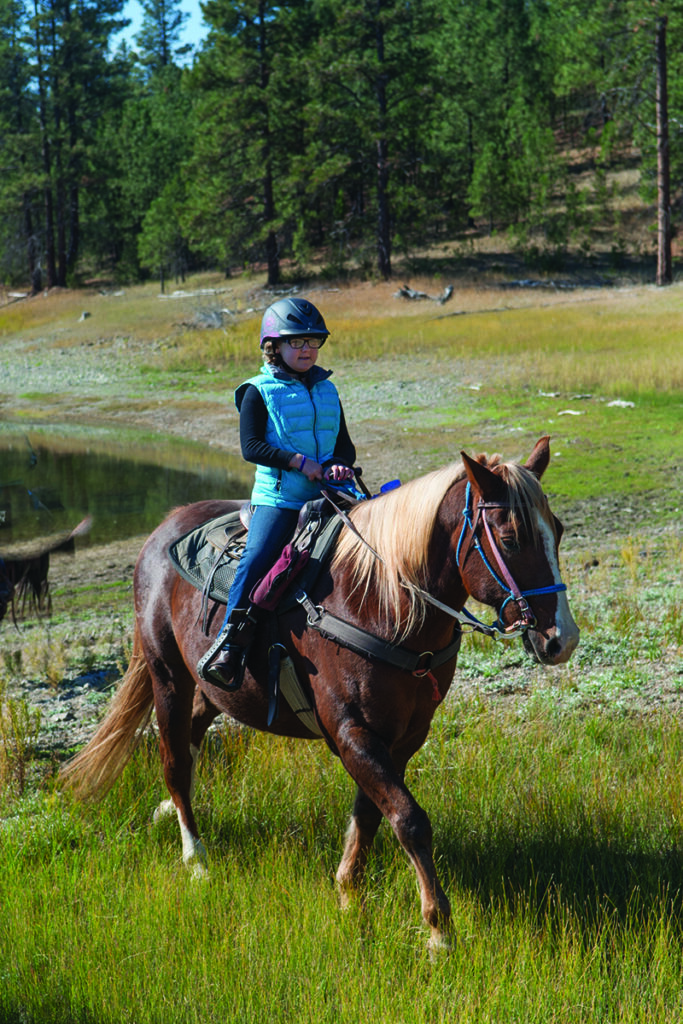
[168,510,246,604]
[168,509,344,610]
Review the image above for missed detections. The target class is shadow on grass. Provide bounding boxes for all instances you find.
[156,771,683,933]
[67,731,683,936]
[436,830,683,930]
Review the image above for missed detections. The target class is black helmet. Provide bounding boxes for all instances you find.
[260,297,329,349]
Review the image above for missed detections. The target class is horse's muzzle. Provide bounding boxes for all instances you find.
[523,624,580,665]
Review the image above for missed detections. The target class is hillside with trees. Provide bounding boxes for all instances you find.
[1,0,681,289]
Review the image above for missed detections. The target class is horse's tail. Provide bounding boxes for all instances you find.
[60,623,154,801]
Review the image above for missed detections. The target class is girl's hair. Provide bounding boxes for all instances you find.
[262,340,284,367]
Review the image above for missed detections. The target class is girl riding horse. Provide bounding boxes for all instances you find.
[198,296,356,689]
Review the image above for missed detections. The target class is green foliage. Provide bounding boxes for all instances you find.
[550,0,683,214]
[87,65,196,280]
[134,0,191,71]
[0,679,41,798]
[138,175,190,287]
[2,0,683,285]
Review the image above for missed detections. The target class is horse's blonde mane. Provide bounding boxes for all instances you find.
[330,453,550,638]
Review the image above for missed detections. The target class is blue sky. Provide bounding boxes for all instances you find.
[116,0,210,57]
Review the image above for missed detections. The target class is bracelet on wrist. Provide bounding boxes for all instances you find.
[299,456,307,472]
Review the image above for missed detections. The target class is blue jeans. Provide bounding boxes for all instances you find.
[222,505,300,629]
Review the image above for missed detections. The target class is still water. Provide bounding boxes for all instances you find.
[0,425,252,550]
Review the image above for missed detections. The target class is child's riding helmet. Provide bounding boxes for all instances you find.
[260,298,329,349]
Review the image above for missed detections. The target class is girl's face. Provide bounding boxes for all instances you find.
[278,337,321,374]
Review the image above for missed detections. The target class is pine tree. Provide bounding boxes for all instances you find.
[89,64,194,279]
[434,0,557,239]
[134,0,190,71]
[306,0,437,278]
[185,0,314,285]
[550,0,683,283]
[0,0,42,287]
[13,0,130,286]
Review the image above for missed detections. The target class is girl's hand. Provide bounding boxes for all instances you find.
[289,454,323,481]
[324,464,355,482]
[302,459,323,481]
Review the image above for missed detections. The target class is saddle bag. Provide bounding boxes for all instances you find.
[250,543,310,612]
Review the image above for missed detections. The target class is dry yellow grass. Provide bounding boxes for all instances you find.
[2,270,681,395]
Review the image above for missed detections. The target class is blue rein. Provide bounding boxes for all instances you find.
[456,482,567,638]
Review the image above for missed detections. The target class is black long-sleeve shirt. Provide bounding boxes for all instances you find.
[238,383,356,471]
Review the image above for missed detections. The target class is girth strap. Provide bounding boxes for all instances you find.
[295,590,461,680]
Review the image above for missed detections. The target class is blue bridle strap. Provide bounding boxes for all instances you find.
[455,482,567,637]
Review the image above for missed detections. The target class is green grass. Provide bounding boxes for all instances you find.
[0,522,680,1021]
[3,708,683,1022]
[1,271,682,1021]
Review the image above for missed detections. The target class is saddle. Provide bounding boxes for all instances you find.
[168,502,344,736]
[168,499,342,614]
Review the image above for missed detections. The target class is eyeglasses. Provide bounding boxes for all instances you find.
[283,336,325,350]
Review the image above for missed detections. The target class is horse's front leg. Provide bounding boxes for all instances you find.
[336,785,383,907]
[336,722,452,950]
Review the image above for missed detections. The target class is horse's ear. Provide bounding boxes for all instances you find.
[460,451,508,503]
[524,436,551,480]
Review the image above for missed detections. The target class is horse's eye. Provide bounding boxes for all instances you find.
[498,532,521,554]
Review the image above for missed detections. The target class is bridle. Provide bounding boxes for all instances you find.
[292,483,569,707]
[322,483,567,642]
[454,481,567,639]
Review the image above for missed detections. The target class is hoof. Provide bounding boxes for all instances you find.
[189,860,210,881]
[152,799,176,823]
[428,929,454,960]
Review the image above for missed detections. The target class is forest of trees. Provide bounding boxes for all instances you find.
[1,0,681,290]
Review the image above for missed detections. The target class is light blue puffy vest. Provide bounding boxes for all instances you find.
[237,364,342,509]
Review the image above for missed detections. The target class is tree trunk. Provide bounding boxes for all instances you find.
[32,0,57,287]
[259,0,279,287]
[265,224,279,287]
[24,199,42,294]
[376,136,391,279]
[55,166,68,288]
[655,15,671,286]
[49,5,68,287]
[67,93,80,276]
[374,2,391,280]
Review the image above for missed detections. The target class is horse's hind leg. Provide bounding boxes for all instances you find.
[336,785,383,907]
[148,659,210,876]
[190,686,222,749]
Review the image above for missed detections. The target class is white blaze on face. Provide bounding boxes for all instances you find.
[535,509,580,654]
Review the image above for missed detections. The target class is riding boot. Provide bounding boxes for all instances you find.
[199,607,257,690]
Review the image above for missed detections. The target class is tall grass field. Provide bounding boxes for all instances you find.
[0,275,682,1022]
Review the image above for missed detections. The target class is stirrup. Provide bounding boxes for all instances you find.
[197,634,245,690]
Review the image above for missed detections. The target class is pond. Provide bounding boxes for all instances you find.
[0,424,252,551]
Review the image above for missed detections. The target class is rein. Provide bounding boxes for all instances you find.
[295,589,458,703]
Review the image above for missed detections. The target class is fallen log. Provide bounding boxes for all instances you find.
[394,283,454,305]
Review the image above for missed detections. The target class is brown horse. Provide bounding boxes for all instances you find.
[0,517,91,626]
[61,438,579,949]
